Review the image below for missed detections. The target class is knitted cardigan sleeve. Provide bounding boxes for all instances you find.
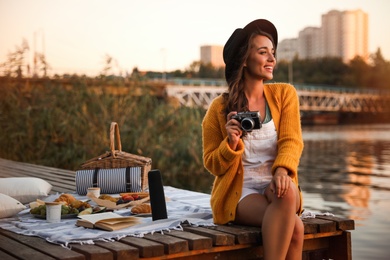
[201,95,244,177]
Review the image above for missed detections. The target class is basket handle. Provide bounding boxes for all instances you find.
[110,122,122,155]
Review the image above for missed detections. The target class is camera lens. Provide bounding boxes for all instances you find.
[241,118,254,131]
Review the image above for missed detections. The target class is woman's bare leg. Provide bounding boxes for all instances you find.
[262,183,302,260]
[260,186,296,259]
[234,193,268,226]
[234,183,303,260]
[286,215,304,260]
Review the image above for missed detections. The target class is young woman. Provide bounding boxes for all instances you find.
[202,19,304,259]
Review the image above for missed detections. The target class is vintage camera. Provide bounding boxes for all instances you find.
[232,111,262,132]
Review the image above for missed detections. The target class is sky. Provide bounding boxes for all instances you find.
[1,0,389,76]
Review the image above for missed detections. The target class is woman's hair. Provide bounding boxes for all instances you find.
[222,30,275,118]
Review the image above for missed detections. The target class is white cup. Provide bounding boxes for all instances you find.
[87,187,101,198]
[45,202,61,223]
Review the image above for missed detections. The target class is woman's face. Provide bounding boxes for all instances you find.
[244,35,276,81]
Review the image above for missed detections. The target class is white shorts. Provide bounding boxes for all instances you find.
[239,181,271,202]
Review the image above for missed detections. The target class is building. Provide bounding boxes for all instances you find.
[277,39,298,61]
[277,9,369,63]
[321,9,369,62]
[200,45,224,67]
[298,27,322,59]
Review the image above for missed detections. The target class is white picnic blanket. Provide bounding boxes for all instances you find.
[0,186,214,247]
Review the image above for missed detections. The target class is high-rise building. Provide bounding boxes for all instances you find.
[200,45,224,67]
[321,9,369,62]
[277,9,368,63]
[298,27,322,59]
[277,39,298,61]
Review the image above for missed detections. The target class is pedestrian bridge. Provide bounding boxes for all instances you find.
[166,84,390,113]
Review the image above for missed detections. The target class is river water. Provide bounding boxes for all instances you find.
[299,124,390,259]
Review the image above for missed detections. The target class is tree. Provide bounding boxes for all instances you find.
[346,56,370,88]
[101,54,114,76]
[0,39,29,77]
[185,61,201,78]
[198,62,224,78]
[370,48,390,90]
[36,53,50,77]
[292,57,347,85]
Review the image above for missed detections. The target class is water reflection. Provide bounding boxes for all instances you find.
[299,124,390,259]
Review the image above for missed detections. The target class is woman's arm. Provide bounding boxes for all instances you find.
[202,97,244,177]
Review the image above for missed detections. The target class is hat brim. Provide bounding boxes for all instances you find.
[243,19,278,49]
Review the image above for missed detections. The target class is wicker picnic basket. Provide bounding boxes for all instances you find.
[75,122,152,195]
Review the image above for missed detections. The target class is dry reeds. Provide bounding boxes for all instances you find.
[0,77,214,193]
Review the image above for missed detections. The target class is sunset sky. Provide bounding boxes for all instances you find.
[1,0,389,76]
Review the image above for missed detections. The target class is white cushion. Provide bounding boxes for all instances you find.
[0,193,26,218]
[0,177,52,204]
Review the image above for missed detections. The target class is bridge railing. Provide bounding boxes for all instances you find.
[294,84,390,95]
[165,83,390,113]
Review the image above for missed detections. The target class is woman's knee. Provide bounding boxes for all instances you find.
[274,185,298,208]
[283,183,301,209]
[291,217,304,244]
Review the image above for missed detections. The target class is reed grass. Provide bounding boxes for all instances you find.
[0,78,214,193]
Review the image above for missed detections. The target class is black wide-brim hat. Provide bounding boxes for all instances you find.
[223,19,278,83]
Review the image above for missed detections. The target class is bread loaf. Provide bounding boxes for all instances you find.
[54,194,77,205]
[131,204,151,214]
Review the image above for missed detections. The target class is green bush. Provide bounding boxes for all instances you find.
[0,78,214,193]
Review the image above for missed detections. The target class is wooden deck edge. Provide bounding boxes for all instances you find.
[139,230,351,260]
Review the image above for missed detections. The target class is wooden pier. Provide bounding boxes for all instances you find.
[0,158,354,260]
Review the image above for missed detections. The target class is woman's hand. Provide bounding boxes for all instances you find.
[226,111,242,150]
[269,167,291,198]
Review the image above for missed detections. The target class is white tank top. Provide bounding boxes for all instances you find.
[242,119,277,188]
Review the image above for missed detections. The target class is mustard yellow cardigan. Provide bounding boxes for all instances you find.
[202,83,304,224]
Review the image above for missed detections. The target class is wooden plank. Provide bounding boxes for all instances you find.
[165,230,213,250]
[0,250,18,260]
[0,159,75,179]
[183,226,235,246]
[0,229,85,260]
[303,236,329,251]
[0,231,56,260]
[95,241,139,260]
[170,244,264,260]
[0,165,75,180]
[303,217,336,233]
[304,230,343,240]
[70,244,113,260]
[316,215,355,231]
[143,232,188,255]
[0,167,74,181]
[302,218,319,234]
[303,249,328,260]
[328,231,352,260]
[119,236,165,258]
[207,225,260,244]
